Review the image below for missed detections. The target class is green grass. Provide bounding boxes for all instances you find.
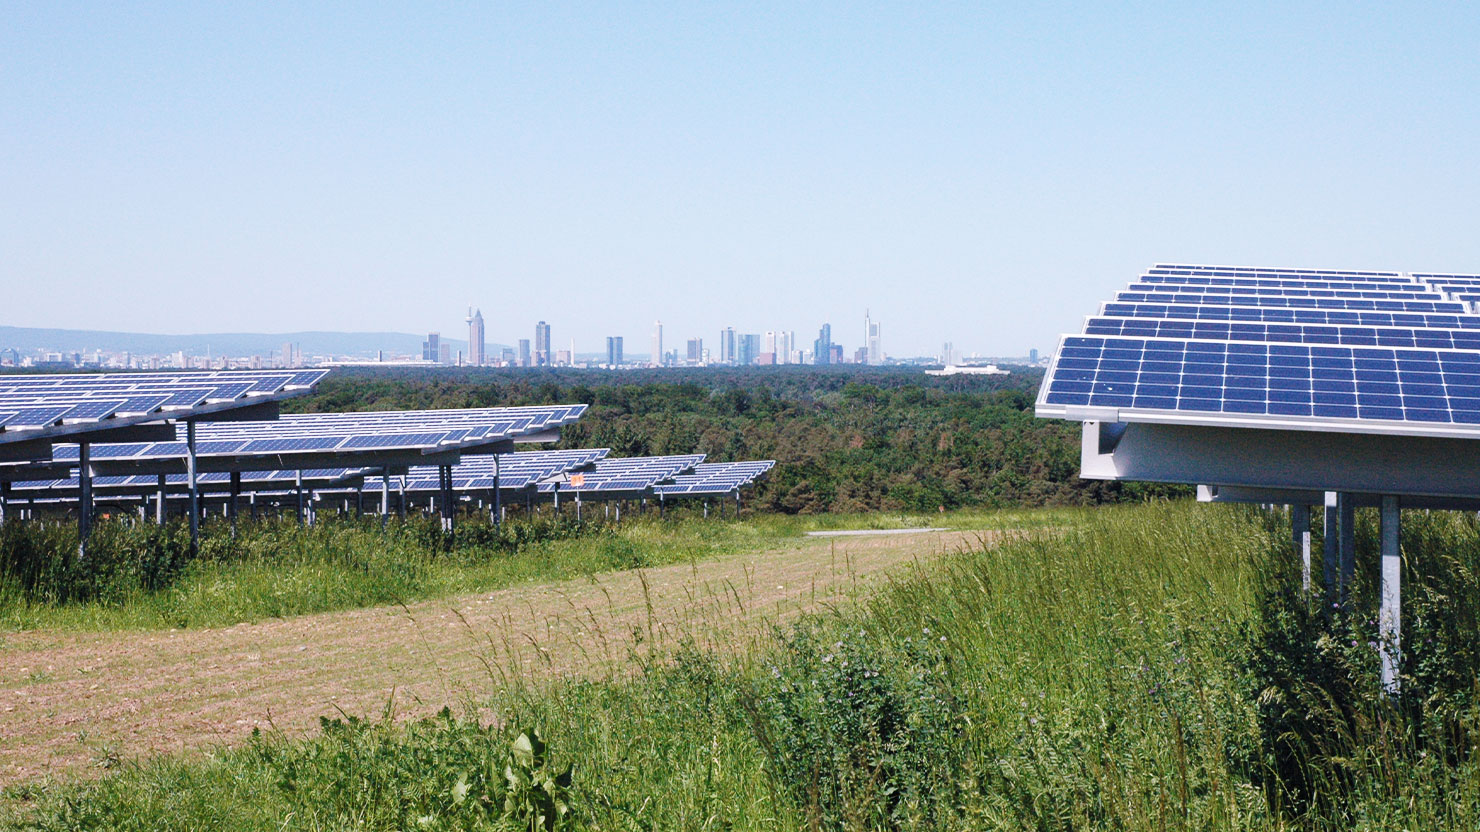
[0,505,1055,633]
[11,500,1480,829]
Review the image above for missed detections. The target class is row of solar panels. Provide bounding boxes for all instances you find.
[6,450,775,499]
[1037,264,1480,437]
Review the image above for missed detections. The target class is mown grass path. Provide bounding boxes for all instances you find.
[0,528,994,785]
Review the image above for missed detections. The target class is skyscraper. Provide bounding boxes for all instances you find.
[652,320,663,367]
[534,321,551,366]
[865,311,882,365]
[606,336,624,367]
[719,327,736,365]
[777,331,793,365]
[942,341,955,366]
[686,338,703,363]
[814,324,833,365]
[738,333,760,366]
[518,339,531,367]
[466,308,485,366]
[423,332,441,363]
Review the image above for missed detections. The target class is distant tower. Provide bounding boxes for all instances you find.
[652,320,664,367]
[865,311,882,365]
[422,332,441,363]
[466,308,485,366]
[719,327,736,364]
[518,339,531,367]
[606,336,624,367]
[534,321,552,366]
[814,324,832,365]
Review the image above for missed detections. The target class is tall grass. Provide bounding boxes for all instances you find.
[11,501,1480,829]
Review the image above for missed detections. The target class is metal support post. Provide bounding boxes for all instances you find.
[0,481,9,526]
[492,454,501,529]
[186,422,199,557]
[1380,495,1402,695]
[295,470,305,525]
[439,464,454,545]
[380,470,390,531]
[398,477,407,519]
[615,501,621,524]
[1323,491,1338,601]
[77,442,92,560]
[157,474,167,524]
[575,493,582,522]
[229,471,241,538]
[1339,491,1356,604]
[1292,504,1311,594]
[703,499,709,519]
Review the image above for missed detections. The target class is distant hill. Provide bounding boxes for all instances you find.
[0,326,507,359]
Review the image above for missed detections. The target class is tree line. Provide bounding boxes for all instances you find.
[293,365,1186,513]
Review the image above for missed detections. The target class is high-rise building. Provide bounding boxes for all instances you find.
[718,327,736,364]
[1029,348,1040,363]
[422,332,441,363]
[686,338,703,363]
[534,321,552,366]
[942,342,956,366]
[831,344,844,364]
[466,308,485,366]
[652,321,664,367]
[814,324,833,365]
[439,343,451,365]
[865,311,882,365]
[776,331,793,365]
[518,339,531,367]
[606,336,624,367]
[738,333,761,366]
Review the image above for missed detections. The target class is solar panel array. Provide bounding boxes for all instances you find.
[653,461,776,496]
[537,454,706,494]
[1038,264,1480,436]
[41,405,586,465]
[8,467,363,496]
[363,448,613,493]
[0,370,327,443]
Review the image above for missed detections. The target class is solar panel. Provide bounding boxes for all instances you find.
[1114,291,1465,313]
[537,454,705,493]
[0,370,330,447]
[1123,284,1443,301]
[1139,275,1428,291]
[1151,264,1405,280]
[360,448,613,493]
[1100,302,1480,330]
[1085,317,1480,350]
[653,461,776,495]
[1039,265,1480,439]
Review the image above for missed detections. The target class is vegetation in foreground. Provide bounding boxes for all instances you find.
[0,506,1053,632]
[9,500,1480,830]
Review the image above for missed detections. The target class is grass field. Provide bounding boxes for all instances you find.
[6,500,1480,829]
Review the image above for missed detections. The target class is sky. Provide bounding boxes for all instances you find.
[4,2,1480,358]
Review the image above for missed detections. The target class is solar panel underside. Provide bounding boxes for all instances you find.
[364,448,612,492]
[1038,265,1480,437]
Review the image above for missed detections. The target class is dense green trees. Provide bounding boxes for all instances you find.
[294,366,1186,513]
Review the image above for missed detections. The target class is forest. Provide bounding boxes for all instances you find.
[293,365,1185,513]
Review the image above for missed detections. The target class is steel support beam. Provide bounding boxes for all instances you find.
[1323,491,1339,599]
[492,455,501,529]
[1380,495,1402,695]
[295,470,305,525]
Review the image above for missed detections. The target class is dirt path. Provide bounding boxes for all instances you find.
[0,528,993,785]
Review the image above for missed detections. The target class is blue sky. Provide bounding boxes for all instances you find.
[4,2,1479,357]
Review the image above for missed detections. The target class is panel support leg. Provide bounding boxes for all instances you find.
[186,422,199,558]
[157,474,167,524]
[492,455,501,530]
[1323,491,1339,603]
[1380,495,1402,695]
[77,442,92,560]
[1292,504,1311,594]
[380,470,390,531]
[575,494,582,522]
[229,471,241,539]
[1339,491,1356,605]
[295,470,305,526]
